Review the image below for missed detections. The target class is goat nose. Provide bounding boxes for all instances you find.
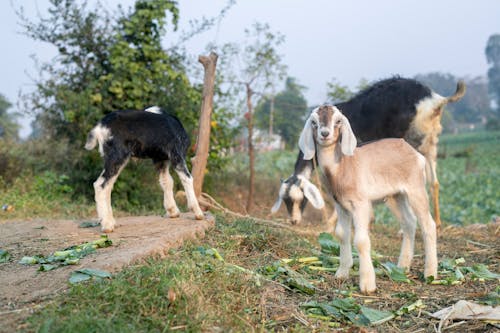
[321,129,330,138]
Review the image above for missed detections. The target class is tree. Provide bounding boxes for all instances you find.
[17,0,234,207]
[0,94,19,141]
[254,77,308,148]
[486,34,500,111]
[218,22,287,212]
[325,77,370,104]
[325,78,353,104]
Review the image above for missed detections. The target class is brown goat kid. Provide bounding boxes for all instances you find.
[299,105,438,294]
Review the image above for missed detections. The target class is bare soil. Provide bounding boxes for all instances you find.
[0,214,214,331]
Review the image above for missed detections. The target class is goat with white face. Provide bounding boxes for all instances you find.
[85,106,204,233]
[271,170,325,224]
[299,105,438,294]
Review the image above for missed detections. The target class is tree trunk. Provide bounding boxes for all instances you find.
[245,83,255,213]
[269,95,274,137]
[192,52,218,198]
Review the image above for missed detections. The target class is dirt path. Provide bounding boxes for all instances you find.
[0,214,214,331]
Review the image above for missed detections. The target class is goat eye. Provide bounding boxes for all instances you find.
[336,119,342,125]
[311,120,317,127]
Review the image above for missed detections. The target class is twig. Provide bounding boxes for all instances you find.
[445,320,467,330]
[466,239,491,248]
[292,311,310,327]
[409,328,426,333]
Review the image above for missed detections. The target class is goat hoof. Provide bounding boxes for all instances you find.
[169,213,180,219]
[194,213,204,220]
[424,270,437,280]
[101,227,114,233]
[359,281,377,294]
[335,269,350,279]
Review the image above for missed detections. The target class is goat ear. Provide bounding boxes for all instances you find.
[271,195,283,214]
[298,117,315,160]
[302,179,325,209]
[340,114,357,156]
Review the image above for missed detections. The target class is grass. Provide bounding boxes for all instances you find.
[2,130,499,331]
[27,216,314,332]
[25,215,499,332]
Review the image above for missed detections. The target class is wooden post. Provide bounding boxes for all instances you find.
[192,52,218,198]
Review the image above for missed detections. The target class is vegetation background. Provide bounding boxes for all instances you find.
[0,1,499,332]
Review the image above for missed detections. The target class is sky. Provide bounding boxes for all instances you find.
[1,0,499,137]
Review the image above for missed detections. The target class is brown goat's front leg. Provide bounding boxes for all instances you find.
[352,201,376,294]
[334,205,353,279]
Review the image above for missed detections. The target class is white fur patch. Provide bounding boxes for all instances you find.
[145,106,161,114]
[413,93,445,132]
[289,184,304,202]
[93,124,112,156]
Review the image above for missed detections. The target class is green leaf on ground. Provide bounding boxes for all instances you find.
[464,264,500,280]
[318,232,340,255]
[39,264,57,271]
[301,298,395,326]
[69,272,92,284]
[360,306,395,325]
[69,268,112,284]
[79,221,100,228]
[19,236,112,271]
[0,249,10,263]
[381,262,410,283]
[19,256,39,265]
[477,287,500,306]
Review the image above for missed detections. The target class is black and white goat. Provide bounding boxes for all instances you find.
[272,77,465,228]
[299,105,438,294]
[85,106,204,233]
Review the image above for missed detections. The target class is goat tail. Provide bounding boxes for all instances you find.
[445,80,466,104]
[85,128,97,150]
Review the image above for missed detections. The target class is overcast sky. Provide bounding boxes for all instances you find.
[1,0,499,137]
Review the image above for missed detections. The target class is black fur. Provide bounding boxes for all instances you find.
[93,109,191,187]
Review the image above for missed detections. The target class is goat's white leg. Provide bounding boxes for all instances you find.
[94,171,110,227]
[159,163,180,218]
[94,158,128,233]
[394,194,417,269]
[408,189,438,279]
[334,204,353,279]
[174,164,204,220]
[352,201,376,294]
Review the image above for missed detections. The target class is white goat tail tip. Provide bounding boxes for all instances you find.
[145,106,162,114]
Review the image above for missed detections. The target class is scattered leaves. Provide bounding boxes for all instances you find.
[18,235,112,270]
[0,249,10,263]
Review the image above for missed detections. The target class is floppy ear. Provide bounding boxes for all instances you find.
[271,195,283,214]
[301,179,325,209]
[339,114,357,156]
[298,117,316,160]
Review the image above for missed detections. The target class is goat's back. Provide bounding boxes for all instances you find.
[91,110,190,160]
[339,138,426,201]
[337,77,432,143]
